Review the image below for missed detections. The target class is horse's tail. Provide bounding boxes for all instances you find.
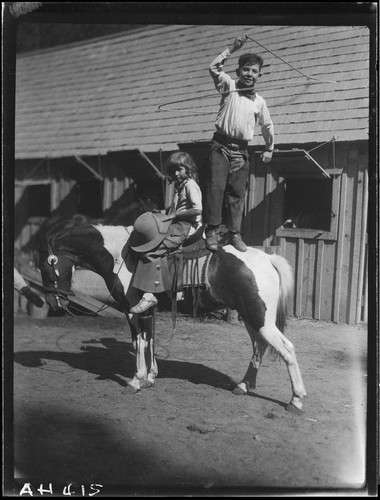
[269,254,294,333]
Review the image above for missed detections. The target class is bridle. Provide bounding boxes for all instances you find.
[44,232,128,316]
[45,237,75,310]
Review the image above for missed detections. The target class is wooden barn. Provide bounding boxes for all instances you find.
[14,23,371,324]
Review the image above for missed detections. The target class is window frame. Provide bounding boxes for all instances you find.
[275,174,340,241]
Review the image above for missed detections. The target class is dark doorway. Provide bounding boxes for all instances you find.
[76,180,103,218]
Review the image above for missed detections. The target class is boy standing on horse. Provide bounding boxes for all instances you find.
[129,152,202,314]
[204,35,275,252]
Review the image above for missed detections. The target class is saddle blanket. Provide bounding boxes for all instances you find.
[171,252,213,290]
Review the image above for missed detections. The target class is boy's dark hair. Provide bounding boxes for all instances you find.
[238,53,264,70]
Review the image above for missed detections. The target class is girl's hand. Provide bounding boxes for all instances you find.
[162,213,176,222]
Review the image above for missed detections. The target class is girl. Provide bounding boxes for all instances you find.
[130,152,202,314]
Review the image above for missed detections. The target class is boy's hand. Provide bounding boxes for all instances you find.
[230,35,247,53]
[21,286,44,308]
[260,151,273,163]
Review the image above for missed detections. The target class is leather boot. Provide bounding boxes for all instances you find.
[229,232,247,252]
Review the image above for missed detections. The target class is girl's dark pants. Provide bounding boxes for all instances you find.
[204,133,249,233]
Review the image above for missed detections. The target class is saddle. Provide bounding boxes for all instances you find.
[165,227,213,331]
[167,227,211,292]
[124,225,213,330]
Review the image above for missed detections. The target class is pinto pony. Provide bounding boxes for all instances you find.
[38,222,306,411]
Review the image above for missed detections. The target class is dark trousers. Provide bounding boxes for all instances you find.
[204,135,249,233]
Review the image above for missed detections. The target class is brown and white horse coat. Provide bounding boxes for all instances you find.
[39,223,306,411]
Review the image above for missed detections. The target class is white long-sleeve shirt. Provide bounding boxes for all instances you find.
[209,49,274,149]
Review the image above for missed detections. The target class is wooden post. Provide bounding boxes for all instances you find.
[295,238,304,318]
[263,169,272,248]
[314,240,325,320]
[356,169,368,323]
[333,169,348,323]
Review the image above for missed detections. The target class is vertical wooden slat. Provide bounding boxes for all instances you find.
[14,185,25,252]
[112,174,118,202]
[103,177,111,211]
[356,169,368,322]
[362,238,368,322]
[314,239,325,320]
[295,238,304,317]
[305,241,318,318]
[346,148,363,324]
[263,170,272,247]
[243,166,256,245]
[279,236,286,258]
[333,168,348,323]
[50,178,59,211]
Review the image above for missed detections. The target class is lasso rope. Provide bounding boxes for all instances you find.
[245,35,337,84]
[158,33,338,113]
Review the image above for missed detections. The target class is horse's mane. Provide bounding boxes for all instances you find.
[33,215,100,267]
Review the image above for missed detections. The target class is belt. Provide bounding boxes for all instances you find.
[213,132,248,150]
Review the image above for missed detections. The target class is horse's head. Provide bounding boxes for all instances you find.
[38,245,76,311]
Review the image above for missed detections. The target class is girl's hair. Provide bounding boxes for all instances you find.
[166,151,199,183]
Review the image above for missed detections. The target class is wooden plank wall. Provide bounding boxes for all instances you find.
[103,166,135,211]
[245,141,368,324]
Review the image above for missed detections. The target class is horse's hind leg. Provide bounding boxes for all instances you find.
[233,324,267,395]
[259,325,307,411]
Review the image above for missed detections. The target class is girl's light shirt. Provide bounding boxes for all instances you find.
[170,178,203,233]
[210,49,274,147]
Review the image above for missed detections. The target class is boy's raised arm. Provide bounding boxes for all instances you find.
[209,35,247,78]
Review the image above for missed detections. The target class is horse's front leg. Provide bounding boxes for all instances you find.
[148,309,158,385]
[141,310,158,387]
[128,311,157,392]
[233,323,267,395]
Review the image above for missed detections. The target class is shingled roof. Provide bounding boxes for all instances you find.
[15,24,370,159]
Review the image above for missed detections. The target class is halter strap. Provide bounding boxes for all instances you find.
[45,234,76,301]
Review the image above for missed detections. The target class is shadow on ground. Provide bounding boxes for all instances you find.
[14,337,236,391]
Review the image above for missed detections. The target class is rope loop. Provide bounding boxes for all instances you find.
[157,33,338,113]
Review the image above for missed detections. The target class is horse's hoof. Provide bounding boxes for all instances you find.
[232,386,246,396]
[141,379,153,388]
[124,383,141,395]
[285,403,303,415]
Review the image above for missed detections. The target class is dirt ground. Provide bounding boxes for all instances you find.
[8,307,371,496]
